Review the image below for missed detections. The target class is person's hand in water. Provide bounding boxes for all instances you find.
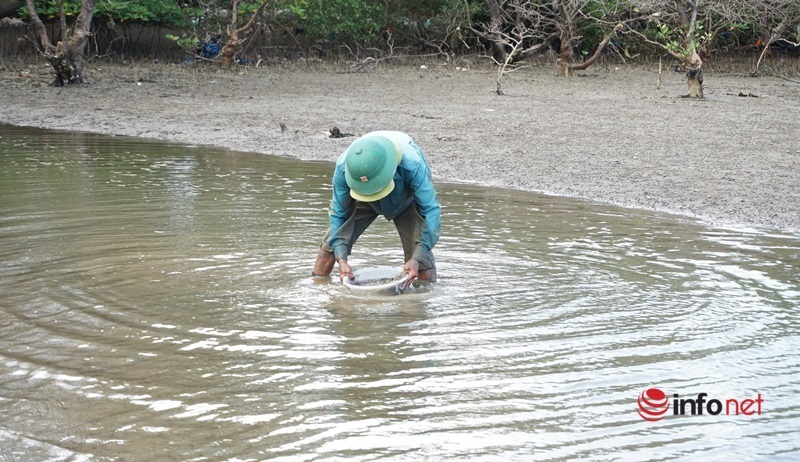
[338,259,355,282]
[402,259,419,289]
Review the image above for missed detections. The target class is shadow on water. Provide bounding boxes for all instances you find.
[0,124,798,461]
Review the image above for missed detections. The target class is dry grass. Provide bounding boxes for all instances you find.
[705,51,800,76]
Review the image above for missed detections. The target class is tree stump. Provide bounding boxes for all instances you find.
[686,68,704,98]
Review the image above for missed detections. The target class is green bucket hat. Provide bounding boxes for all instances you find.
[344,135,402,202]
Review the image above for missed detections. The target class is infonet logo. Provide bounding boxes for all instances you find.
[638,388,764,422]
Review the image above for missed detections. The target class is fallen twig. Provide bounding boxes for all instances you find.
[775,74,800,84]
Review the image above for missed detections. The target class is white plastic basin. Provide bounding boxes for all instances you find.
[342,266,409,292]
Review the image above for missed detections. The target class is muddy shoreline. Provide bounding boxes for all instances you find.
[2,62,798,233]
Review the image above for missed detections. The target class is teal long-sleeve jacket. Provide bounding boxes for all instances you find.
[328,131,441,262]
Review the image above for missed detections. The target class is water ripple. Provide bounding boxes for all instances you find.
[1,125,798,461]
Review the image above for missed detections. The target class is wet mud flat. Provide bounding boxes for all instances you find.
[1,61,798,233]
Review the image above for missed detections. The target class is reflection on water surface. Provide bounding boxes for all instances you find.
[0,124,798,461]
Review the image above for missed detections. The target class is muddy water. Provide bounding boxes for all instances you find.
[1,124,798,461]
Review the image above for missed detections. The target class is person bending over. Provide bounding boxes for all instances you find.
[312,131,440,288]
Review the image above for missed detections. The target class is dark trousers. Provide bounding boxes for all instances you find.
[319,201,435,271]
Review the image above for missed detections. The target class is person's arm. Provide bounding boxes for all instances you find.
[328,165,355,280]
[409,162,441,262]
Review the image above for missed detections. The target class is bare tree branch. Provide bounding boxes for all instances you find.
[469,1,643,76]
[746,0,800,74]
[566,33,612,71]
[25,0,56,53]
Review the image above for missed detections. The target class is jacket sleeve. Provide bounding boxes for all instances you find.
[327,164,353,261]
[409,162,441,262]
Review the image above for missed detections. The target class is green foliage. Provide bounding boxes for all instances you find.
[165,32,200,51]
[99,0,194,26]
[646,20,719,58]
[275,0,474,48]
[715,22,752,49]
[651,23,685,55]
[18,0,196,26]
[17,0,79,19]
[280,0,386,43]
[368,0,478,55]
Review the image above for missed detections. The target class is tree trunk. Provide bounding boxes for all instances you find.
[556,4,581,77]
[221,37,238,66]
[26,0,96,86]
[220,0,241,66]
[686,68,703,98]
[51,33,90,85]
[220,0,269,66]
[559,33,574,77]
[682,2,703,98]
[485,0,508,63]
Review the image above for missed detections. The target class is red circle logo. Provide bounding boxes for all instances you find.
[638,388,670,421]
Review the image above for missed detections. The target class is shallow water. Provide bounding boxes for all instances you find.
[1,124,798,461]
